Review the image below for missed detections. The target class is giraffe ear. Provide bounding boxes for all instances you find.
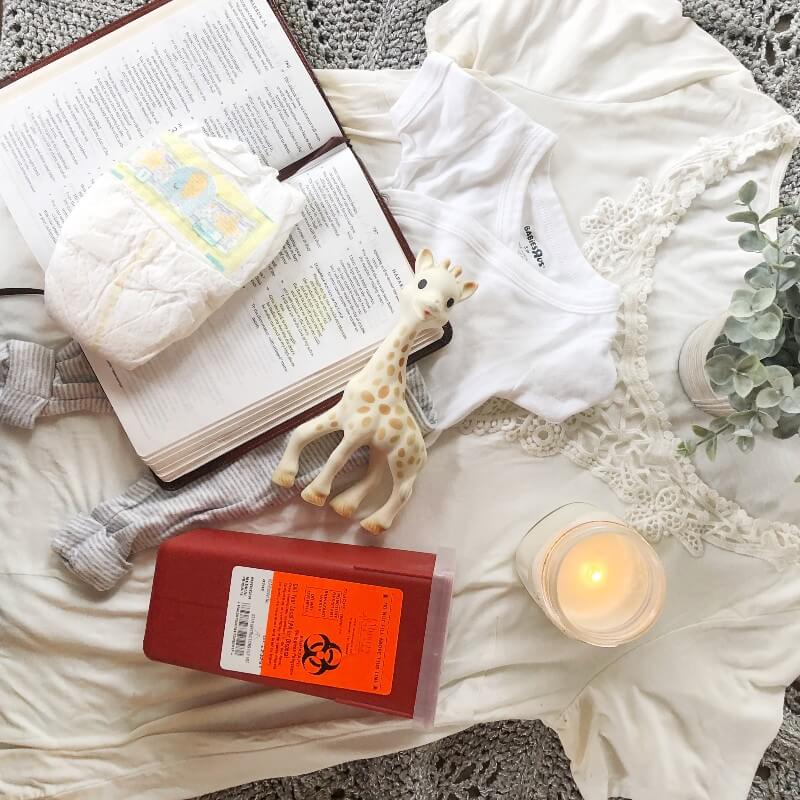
[459,280,478,301]
[415,248,435,272]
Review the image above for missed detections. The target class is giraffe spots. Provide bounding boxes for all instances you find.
[387,351,395,360]
[357,406,370,413]
[390,435,400,444]
[362,416,373,428]
[401,344,409,353]
[408,456,416,465]
[378,385,390,399]
[399,357,406,367]
[389,418,403,430]
[361,391,375,403]
[379,404,391,415]
[316,423,323,431]
[398,448,406,458]
[378,428,386,440]
[329,420,338,428]
[397,469,405,479]
[396,459,404,469]
[372,378,381,386]
[387,365,395,376]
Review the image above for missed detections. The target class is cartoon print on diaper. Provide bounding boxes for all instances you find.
[127,145,259,260]
[112,133,274,277]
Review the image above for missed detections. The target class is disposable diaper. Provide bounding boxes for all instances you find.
[45,126,305,369]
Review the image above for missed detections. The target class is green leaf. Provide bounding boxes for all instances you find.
[677,441,696,457]
[727,210,760,224]
[732,372,754,397]
[733,428,754,438]
[756,387,782,408]
[736,354,759,371]
[785,285,800,317]
[704,354,735,383]
[766,365,794,394]
[776,414,800,438]
[748,311,783,340]
[744,360,769,386]
[723,316,753,343]
[705,437,718,460]
[709,417,730,432]
[764,244,782,266]
[776,254,800,270]
[759,408,781,429]
[729,411,757,427]
[759,205,797,223]
[736,435,756,453]
[729,394,753,412]
[776,266,800,292]
[745,265,777,289]
[751,286,777,311]
[729,288,755,318]
[691,425,711,438]
[739,336,778,359]
[738,180,758,204]
[713,344,747,360]
[780,393,800,414]
[739,230,767,252]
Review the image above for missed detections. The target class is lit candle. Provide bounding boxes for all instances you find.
[515,504,666,646]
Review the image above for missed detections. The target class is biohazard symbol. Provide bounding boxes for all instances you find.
[301,633,343,675]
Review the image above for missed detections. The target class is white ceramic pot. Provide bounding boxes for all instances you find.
[677,315,734,417]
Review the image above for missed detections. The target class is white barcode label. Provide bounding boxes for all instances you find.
[232,602,251,657]
[220,566,274,674]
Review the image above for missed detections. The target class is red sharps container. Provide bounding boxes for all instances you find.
[144,528,455,726]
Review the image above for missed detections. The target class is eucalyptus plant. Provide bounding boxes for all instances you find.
[678,181,800,477]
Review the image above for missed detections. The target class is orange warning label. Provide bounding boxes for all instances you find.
[260,571,403,695]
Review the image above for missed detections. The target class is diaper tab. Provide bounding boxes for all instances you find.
[0,340,55,428]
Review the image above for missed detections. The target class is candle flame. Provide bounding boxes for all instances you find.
[579,563,607,586]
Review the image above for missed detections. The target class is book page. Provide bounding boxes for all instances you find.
[0,0,340,267]
[87,146,414,458]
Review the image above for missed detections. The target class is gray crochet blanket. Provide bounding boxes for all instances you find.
[1,1,799,798]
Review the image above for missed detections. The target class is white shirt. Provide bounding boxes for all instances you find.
[385,53,620,427]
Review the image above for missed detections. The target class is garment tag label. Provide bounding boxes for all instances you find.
[517,224,548,272]
[220,566,403,695]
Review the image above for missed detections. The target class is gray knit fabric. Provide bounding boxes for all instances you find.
[0,338,111,426]
[51,366,437,591]
[2,1,800,800]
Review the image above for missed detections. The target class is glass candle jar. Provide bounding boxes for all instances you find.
[515,503,666,647]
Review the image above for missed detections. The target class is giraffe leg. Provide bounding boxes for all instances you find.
[272,406,340,488]
[301,434,365,507]
[330,448,386,519]
[360,452,425,535]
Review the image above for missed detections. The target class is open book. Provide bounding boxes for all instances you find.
[0,0,447,483]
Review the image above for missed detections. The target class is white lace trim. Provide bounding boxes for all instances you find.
[460,116,800,564]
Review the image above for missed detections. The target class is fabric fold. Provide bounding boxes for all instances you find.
[52,366,438,591]
[0,338,111,428]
